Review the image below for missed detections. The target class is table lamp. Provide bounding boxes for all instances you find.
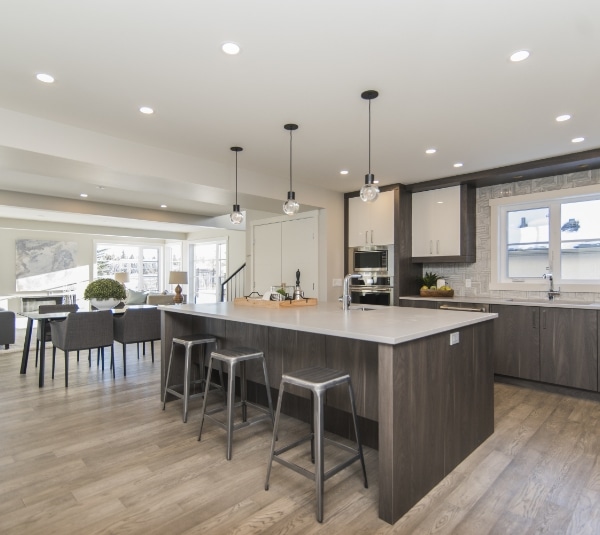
[169,271,188,304]
[115,272,130,286]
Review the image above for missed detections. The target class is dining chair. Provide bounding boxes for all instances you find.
[112,307,160,376]
[35,304,79,367]
[50,310,115,387]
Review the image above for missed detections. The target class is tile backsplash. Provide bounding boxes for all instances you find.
[422,169,600,303]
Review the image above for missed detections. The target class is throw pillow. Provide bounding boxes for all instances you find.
[126,288,148,305]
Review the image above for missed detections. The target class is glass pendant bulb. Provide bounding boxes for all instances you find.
[230,204,244,224]
[283,123,300,215]
[283,191,300,215]
[360,173,380,202]
[229,146,244,224]
[360,90,380,203]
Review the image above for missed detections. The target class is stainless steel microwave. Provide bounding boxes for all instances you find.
[352,246,389,273]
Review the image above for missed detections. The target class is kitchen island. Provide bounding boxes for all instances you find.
[159,301,497,525]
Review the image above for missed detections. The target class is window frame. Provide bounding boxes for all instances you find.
[93,240,164,292]
[490,184,600,292]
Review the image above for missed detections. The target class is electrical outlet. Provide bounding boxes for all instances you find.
[450,332,459,345]
[465,279,471,288]
[333,278,342,287]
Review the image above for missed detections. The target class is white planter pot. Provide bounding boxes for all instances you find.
[90,298,120,310]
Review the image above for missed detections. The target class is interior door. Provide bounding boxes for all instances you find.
[281,217,318,297]
[252,222,282,295]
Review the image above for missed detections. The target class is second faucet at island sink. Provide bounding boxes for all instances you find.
[341,273,362,310]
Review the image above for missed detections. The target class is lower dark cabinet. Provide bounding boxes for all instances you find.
[539,307,598,391]
[490,304,540,381]
[492,304,598,392]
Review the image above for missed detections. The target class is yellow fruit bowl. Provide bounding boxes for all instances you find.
[420,289,454,297]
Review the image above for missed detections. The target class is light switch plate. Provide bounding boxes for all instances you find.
[333,278,342,287]
[450,332,459,345]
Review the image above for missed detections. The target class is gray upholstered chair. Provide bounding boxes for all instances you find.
[50,310,115,387]
[0,309,16,349]
[113,307,160,376]
[36,304,79,366]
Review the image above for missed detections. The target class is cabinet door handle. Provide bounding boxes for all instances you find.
[532,310,537,329]
[370,230,373,244]
[436,240,440,254]
[365,231,368,244]
[429,240,433,254]
[541,309,546,330]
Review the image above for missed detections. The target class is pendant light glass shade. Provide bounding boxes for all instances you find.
[229,146,244,224]
[283,123,300,215]
[359,90,380,203]
[283,191,299,215]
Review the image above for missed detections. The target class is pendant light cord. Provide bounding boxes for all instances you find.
[235,151,239,205]
[368,98,372,175]
[289,129,293,191]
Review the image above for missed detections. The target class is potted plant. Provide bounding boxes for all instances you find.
[83,278,127,309]
[417,272,454,297]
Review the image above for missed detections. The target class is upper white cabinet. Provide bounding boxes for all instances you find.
[411,185,475,263]
[348,189,394,246]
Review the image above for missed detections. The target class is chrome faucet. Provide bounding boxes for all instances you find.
[342,273,362,310]
[542,272,560,300]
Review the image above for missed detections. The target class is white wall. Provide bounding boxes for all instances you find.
[0,108,347,303]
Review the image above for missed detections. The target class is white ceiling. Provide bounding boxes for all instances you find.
[0,0,599,230]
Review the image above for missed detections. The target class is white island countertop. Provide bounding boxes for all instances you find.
[159,301,497,345]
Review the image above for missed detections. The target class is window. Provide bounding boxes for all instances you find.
[95,243,162,291]
[189,240,227,304]
[491,185,600,291]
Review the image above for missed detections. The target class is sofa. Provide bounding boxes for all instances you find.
[0,308,16,349]
[125,289,180,306]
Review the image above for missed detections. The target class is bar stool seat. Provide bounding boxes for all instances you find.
[265,366,368,523]
[198,346,274,460]
[162,334,221,423]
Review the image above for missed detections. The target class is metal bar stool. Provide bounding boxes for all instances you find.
[265,366,368,523]
[198,346,274,461]
[162,334,222,423]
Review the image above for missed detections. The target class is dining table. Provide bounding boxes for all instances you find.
[19,305,157,387]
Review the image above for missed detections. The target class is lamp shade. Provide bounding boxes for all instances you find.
[115,272,130,284]
[169,271,188,285]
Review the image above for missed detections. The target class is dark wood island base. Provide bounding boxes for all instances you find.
[160,304,494,525]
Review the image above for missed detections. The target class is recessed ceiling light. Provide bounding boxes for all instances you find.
[510,50,530,62]
[36,73,55,84]
[222,42,240,55]
[572,137,585,143]
[160,204,167,208]
[340,170,349,175]
[453,163,463,168]
[80,193,88,198]
[139,106,154,115]
[373,180,379,184]
[425,148,436,154]
[556,114,571,122]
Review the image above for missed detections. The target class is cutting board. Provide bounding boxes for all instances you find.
[234,297,317,308]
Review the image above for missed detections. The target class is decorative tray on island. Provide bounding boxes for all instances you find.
[419,289,454,298]
[234,297,318,308]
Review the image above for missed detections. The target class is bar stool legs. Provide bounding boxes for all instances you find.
[162,334,220,423]
[265,366,368,523]
[198,347,274,460]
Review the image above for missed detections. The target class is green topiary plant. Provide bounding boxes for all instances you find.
[83,278,127,301]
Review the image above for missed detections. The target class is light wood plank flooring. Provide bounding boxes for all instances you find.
[1,332,600,534]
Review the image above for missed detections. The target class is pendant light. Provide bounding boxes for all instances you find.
[359,90,380,202]
[229,146,244,225]
[283,123,300,215]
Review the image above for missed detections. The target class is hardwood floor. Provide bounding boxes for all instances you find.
[1,334,600,534]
